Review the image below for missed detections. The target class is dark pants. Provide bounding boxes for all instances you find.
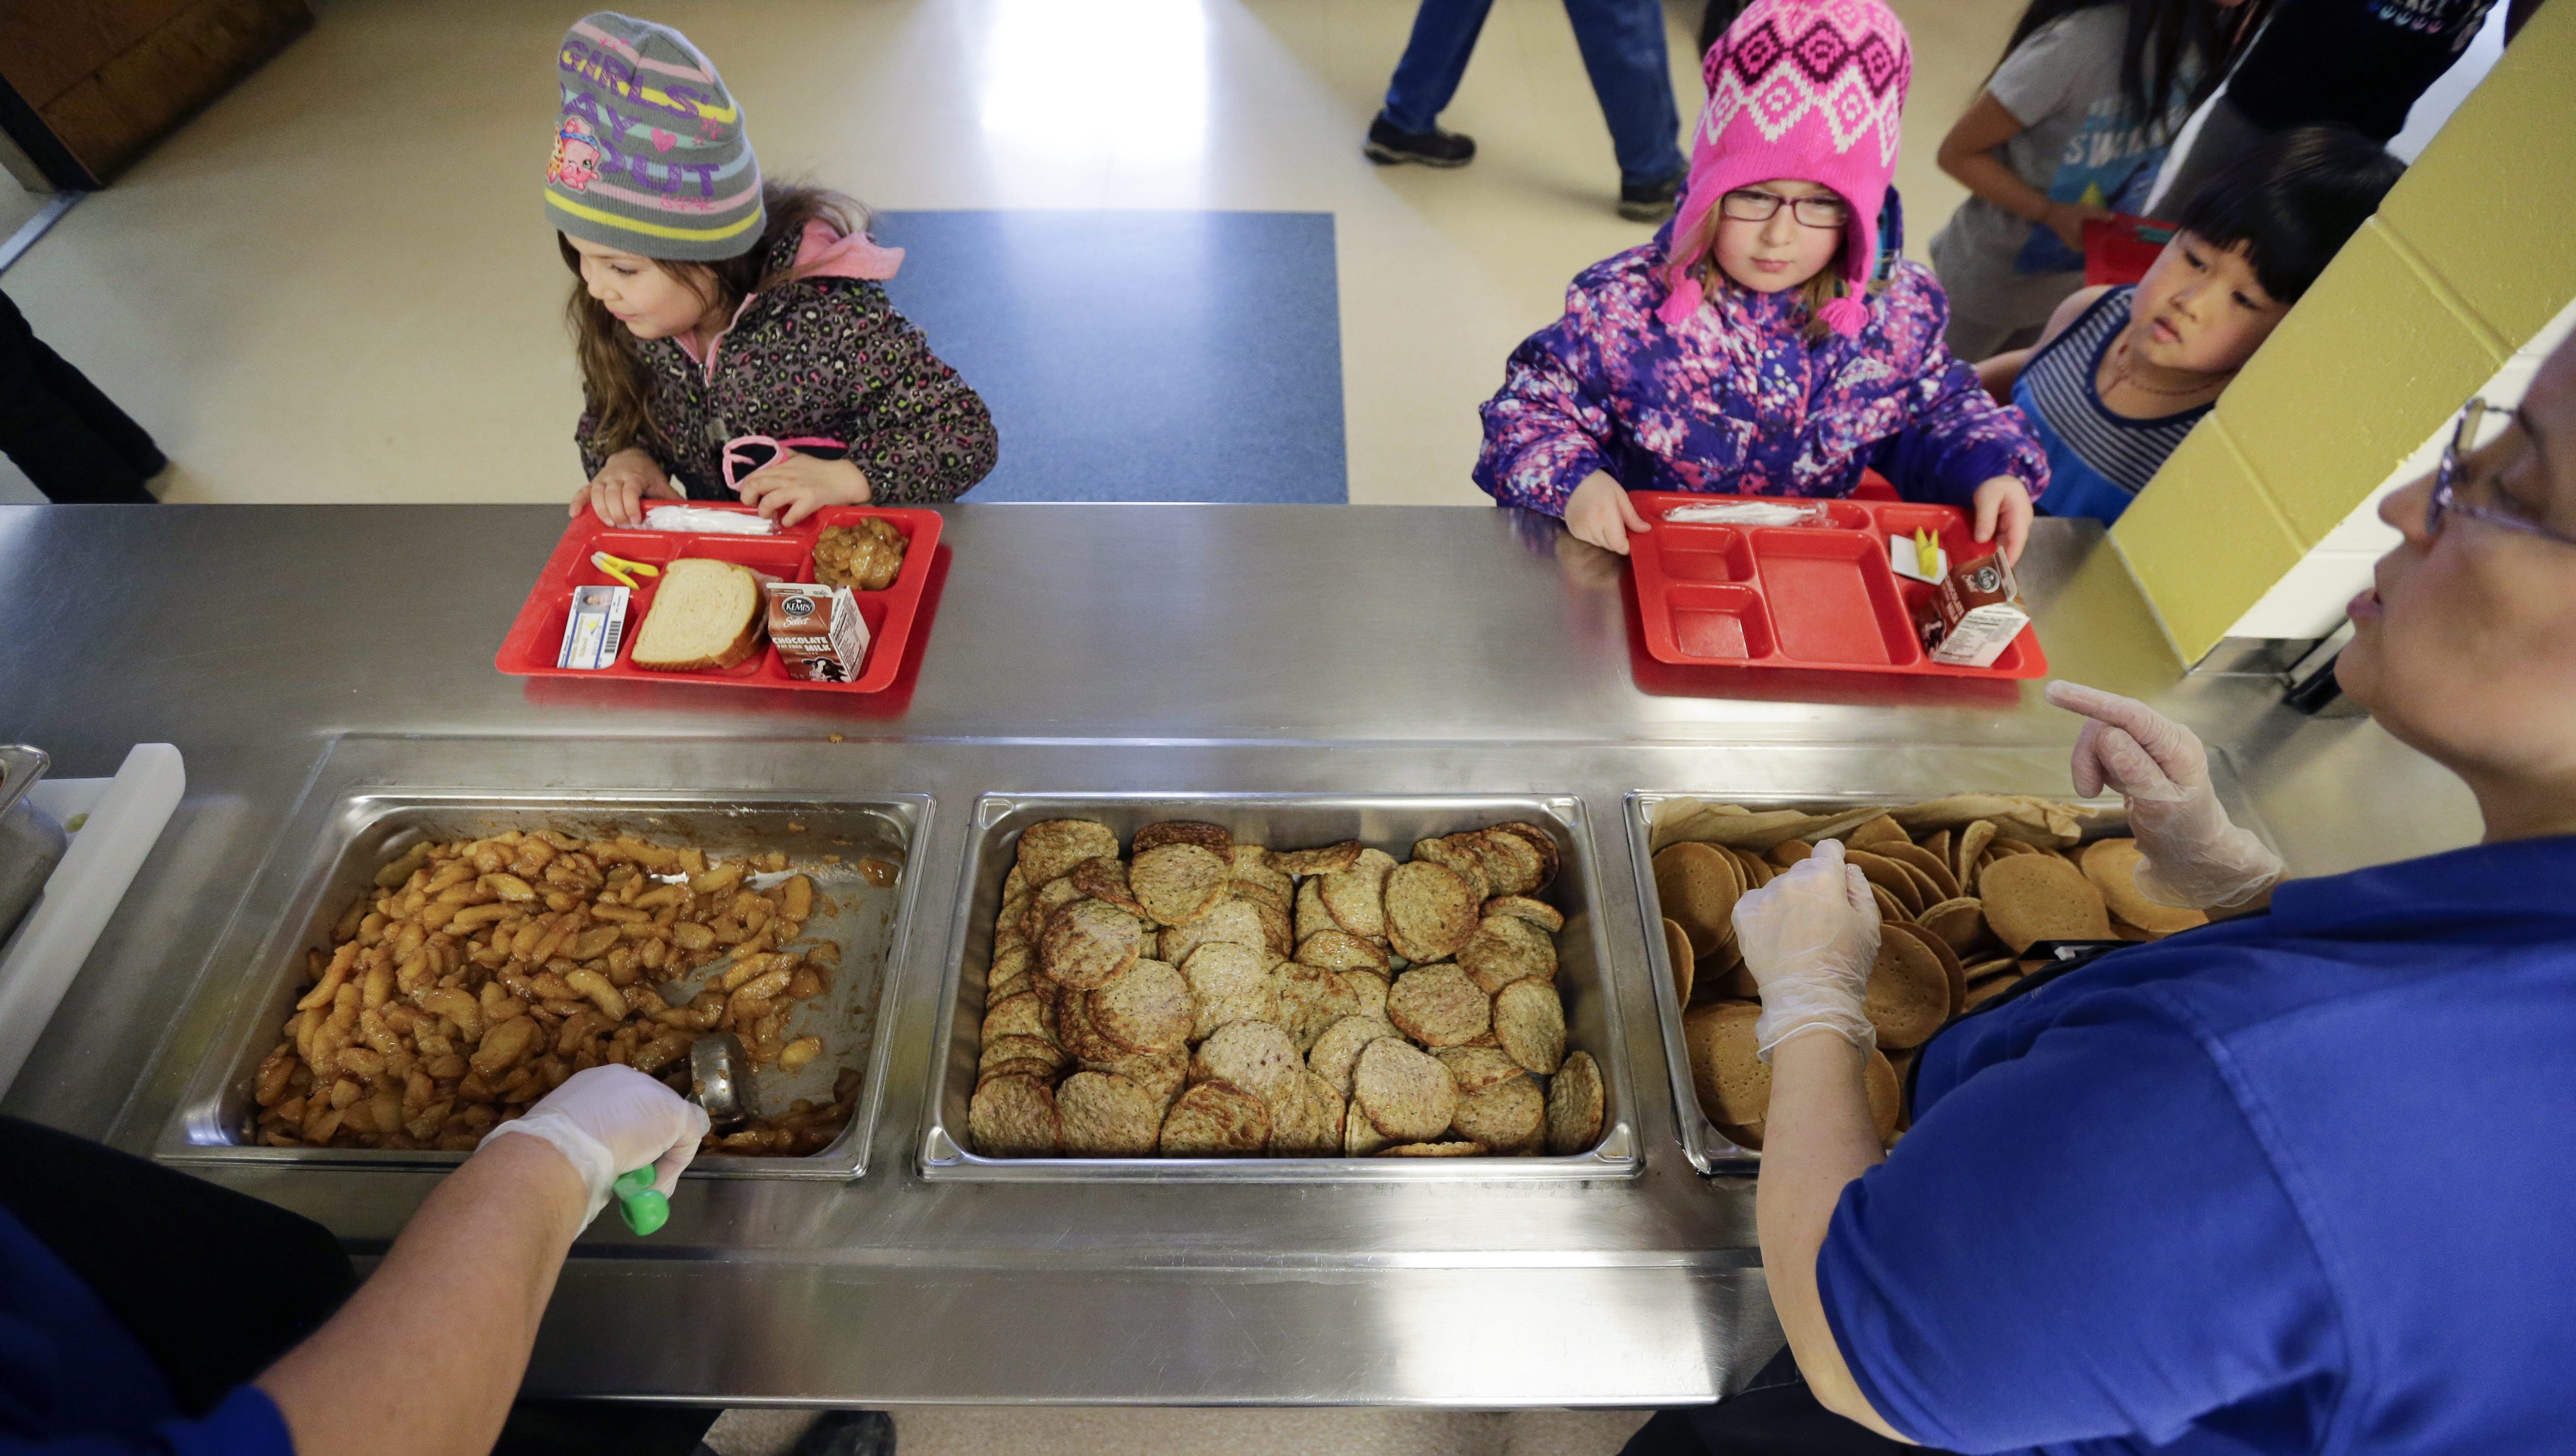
[1382,0,1687,186]
[0,1116,718,1456]
[0,288,163,503]
[1619,1345,1942,1455]
[2154,93,2270,217]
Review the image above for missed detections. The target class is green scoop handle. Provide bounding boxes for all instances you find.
[613,1166,668,1236]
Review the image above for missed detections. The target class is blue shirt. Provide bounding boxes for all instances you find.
[0,1207,293,1456]
[1818,835,2576,1454]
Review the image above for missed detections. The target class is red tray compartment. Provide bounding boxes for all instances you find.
[495,501,945,693]
[1628,492,2047,680]
[1654,524,1757,583]
[1751,528,1921,668]
[1665,584,1776,660]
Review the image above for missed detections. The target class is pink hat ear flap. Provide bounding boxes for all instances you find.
[1659,275,1706,328]
[1816,213,1878,338]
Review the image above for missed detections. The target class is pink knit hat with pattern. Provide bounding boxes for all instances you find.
[1660,0,1911,336]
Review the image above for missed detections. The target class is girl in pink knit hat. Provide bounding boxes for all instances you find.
[1477,0,2049,560]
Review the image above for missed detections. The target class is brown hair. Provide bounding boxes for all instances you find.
[561,181,870,459]
[1676,199,1859,343]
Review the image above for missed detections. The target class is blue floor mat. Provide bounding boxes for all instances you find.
[873,211,1346,503]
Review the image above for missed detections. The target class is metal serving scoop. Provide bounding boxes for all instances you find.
[688,1032,753,1130]
[614,1033,755,1237]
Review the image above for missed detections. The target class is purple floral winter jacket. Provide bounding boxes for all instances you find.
[1475,226,2047,514]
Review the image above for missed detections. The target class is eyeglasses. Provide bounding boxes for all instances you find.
[2427,398,2576,548]
[1719,189,1850,229]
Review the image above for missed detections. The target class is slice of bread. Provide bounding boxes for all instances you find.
[630,558,764,671]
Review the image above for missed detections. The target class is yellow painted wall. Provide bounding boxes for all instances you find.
[2113,0,2576,661]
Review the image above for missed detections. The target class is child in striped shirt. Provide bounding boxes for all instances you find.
[1973,127,2399,524]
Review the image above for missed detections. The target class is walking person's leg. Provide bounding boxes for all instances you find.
[33,343,165,478]
[0,290,160,503]
[1562,0,1690,217]
[1368,0,1497,167]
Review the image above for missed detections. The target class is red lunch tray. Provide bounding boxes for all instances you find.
[2083,213,2175,288]
[1626,492,2048,680]
[495,502,944,693]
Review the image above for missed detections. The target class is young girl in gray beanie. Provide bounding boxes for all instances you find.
[550,12,997,524]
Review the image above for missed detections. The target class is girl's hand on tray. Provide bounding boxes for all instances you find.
[480,1065,711,1226]
[2042,198,2115,255]
[2047,680,2285,910]
[1564,473,1651,555]
[575,448,683,526]
[738,451,871,528]
[1731,839,1883,1061]
[1972,475,2034,564]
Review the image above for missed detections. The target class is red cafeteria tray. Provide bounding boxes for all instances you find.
[1626,492,2048,680]
[2083,213,2175,288]
[495,502,943,693]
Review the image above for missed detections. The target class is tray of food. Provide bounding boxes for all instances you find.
[1628,787,2262,1173]
[920,795,1642,1181]
[1625,493,2048,679]
[494,502,942,692]
[157,791,929,1180]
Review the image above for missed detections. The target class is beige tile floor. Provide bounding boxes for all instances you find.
[0,184,49,243]
[0,0,2016,508]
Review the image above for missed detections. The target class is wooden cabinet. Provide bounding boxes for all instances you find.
[0,0,311,188]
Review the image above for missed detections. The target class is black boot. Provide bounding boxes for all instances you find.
[789,1409,896,1456]
[1618,171,1687,223]
[1364,112,1476,168]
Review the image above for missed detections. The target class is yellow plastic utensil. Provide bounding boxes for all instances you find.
[1913,529,1941,581]
[591,552,662,590]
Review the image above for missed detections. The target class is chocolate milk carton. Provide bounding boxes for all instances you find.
[1910,550,2028,668]
[763,583,870,682]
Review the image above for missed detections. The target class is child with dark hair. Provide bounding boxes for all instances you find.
[1976,126,2403,524]
[1929,0,2266,361]
[550,13,996,526]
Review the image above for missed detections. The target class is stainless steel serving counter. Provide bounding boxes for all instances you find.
[0,503,2476,1407]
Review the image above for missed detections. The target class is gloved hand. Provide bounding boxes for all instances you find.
[2047,680,2284,909]
[1730,839,1882,1061]
[479,1064,709,1227]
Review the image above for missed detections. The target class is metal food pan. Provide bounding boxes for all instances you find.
[920,793,1642,1182]
[1628,752,2273,1174]
[156,790,931,1180]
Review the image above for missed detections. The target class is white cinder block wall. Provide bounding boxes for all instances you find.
[2226,293,2576,641]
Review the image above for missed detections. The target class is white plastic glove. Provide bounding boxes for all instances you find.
[1730,839,1882,1061]
[2047,680,2284,910]
[479,1064,710,1227]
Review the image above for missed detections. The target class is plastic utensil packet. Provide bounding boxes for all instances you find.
[1662,500,1835,527]
[642,505,778,535]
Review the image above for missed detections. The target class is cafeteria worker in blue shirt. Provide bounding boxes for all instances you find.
[1,1065,707,1456]
[1631,324,2576,1455]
